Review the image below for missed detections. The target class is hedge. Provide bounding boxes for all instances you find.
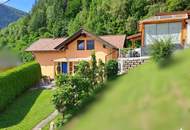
[0,61,42,111]
[105,60,118,80]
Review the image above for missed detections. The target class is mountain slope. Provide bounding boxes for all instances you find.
[0,0,190,62]
[0,5,26,28]
[61,49,190,130]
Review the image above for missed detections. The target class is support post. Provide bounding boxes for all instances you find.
[141,24,145,47]
[119,58,124,74]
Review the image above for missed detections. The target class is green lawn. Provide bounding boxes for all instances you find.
[0,89,54,130]
[60,49,190,130]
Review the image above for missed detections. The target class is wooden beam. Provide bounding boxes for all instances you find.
[141,24,145,47]
[181,20,187,46]
[139,23,143,32]
[54,62,56,79]
[140,18,186,25]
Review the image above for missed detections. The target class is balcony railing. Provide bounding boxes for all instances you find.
[119,48,142,58]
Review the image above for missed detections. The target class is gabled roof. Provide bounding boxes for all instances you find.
[100,35,126,49]
[26,29,126,52]
[26,38,66,51]
[55,29,122,50]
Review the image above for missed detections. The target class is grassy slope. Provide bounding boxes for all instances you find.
[0,89,54,130]
[61,49,190,130]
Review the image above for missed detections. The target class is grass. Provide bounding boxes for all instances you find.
[0,89,54,130]
[59,49,190,130]
[0,68,10,72]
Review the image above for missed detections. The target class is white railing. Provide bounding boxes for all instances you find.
[119,48,142,58]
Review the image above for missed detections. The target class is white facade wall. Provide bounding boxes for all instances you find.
[144,22,182,45]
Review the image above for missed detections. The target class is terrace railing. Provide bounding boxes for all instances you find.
[119,48,142,58]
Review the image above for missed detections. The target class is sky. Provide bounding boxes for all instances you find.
[0,0,36,12]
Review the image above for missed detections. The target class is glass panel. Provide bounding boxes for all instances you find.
[144,24,156,45]
[87,40,95,50]
[156,23,169,41]
[169,22,182,44]
[77,40,85,50]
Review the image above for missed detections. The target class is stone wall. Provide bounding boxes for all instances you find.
[119,57,150,74]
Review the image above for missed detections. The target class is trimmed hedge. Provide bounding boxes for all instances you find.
[0,61,41,111]
[106,60,118,80]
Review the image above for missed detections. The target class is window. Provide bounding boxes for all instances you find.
[77,40,85,50]
[103,45,106,48]
[87,40,95,50]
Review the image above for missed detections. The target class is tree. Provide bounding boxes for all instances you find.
[98,59,105,84]
[91,51,98,86]
[29,9,46,32]
[166,0,189,11]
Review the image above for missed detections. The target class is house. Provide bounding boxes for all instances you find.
[127,11,190,55]
[26,29,126,78]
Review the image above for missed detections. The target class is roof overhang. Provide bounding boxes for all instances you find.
[54,28,118,50]
[140,12,189,25]
[140,17,187,25]
[127,33,141,41]
[54,57,91,62]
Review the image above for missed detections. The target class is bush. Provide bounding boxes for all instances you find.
[150,38,174,65]
[52,74,92,118]
[98,59,105,84]
[0,61,41,111]
[91,51,98,86]
[55,74,70,87]
[105,60,118,80]
[76,61,91,79]
[52,53,108,127]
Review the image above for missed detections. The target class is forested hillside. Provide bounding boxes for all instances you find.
[0,5,26,29]
[0,0,190,62]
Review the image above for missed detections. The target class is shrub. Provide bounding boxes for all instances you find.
[0,61,41,111]
[150,38,174,65]
[52,74,91,119]
[105,60,118,80]
[76,61,91,79]
[97,59,105,84]
[52,53,108,127]
[91,51,98,85]
[55,74,70,87]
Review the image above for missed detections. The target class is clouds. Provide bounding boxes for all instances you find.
[0,0,8,4]
[0,0,6,2]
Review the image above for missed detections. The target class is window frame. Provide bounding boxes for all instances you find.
[86,40,95,50]
[77,40,85,50]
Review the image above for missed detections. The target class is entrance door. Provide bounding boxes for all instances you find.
[61,62,68,74]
